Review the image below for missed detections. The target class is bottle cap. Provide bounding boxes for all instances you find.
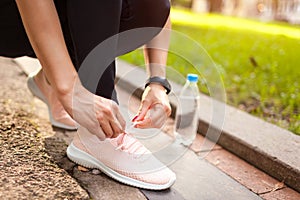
[187,74,198,82]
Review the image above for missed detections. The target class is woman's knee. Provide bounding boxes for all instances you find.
[117,0,171,56]
[140,0,170,28]
[121,0,170,29]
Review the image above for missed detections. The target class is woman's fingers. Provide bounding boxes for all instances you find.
[99,121,114,138]
[134,104,167,129]
[97,102,125,138]
[134,118,152,128]
[113,103,126,130]
[109,117,123,137]
[152,104,168,127]
[133,99,151,122]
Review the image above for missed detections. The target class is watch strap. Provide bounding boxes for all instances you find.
[145,76,171,94]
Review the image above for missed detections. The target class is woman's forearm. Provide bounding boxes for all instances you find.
[144,17,171,78]
[16,0,77,95]
[133,18,172,127]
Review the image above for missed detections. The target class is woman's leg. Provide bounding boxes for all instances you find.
[65,0,122,101]
[64,0,170,101]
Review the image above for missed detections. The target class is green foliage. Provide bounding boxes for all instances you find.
[119,9,300,135]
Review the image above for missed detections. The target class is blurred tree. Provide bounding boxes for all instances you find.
[208,0,223,13]
[223,0,239,15]
[172,0,300,24]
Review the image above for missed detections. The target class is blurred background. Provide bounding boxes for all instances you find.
[120,0,300,135]
[174,0,300,24]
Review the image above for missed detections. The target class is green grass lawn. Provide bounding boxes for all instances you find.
[119,8,300,135]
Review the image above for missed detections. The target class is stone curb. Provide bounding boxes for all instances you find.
[115,60,300,193]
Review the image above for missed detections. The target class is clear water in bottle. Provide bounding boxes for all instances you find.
[175,74,200,146]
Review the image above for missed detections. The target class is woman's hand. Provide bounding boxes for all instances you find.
[132,83,171,129]
[59,79,126,140]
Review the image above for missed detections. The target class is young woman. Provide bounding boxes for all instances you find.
[1,0,176,189]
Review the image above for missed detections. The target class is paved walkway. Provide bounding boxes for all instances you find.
[0,57,89,199]
[1,56,299,199]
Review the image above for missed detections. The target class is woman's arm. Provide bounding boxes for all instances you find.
[133,18,172,128]
[16,0,125,139]
[144,18,171,78]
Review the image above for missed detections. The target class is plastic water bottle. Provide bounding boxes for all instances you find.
[174,74,200,146]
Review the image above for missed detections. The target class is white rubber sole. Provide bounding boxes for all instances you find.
[67,142,176,190]
[27,74,77,131]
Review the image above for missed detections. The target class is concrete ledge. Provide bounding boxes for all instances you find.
[116,60,300,193]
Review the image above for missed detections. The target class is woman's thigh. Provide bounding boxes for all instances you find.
[64,0,123,99]
[65,0,171,67]
[66,0,123,69]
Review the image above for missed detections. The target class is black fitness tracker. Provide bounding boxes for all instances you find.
[145,76,171,94]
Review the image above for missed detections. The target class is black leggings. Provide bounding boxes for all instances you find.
[0,0,170,101]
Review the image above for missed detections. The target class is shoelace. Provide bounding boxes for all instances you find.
[114,133,149,158]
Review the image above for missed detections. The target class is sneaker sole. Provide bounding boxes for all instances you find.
[27,74,77,131]
[67,142,176,190]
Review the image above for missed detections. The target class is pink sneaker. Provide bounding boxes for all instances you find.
[67,127,176,190]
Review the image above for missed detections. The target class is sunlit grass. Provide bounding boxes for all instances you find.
[119,8,300,135]
[171,8,300,39]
